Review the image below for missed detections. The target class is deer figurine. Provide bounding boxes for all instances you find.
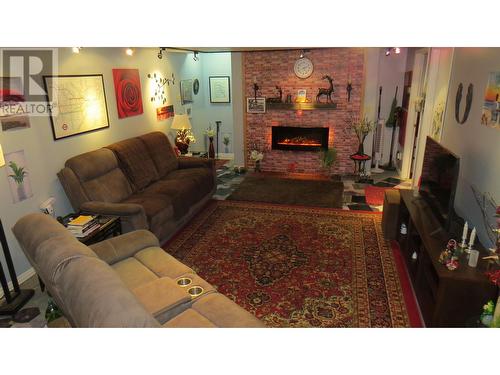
[316,75,334,103]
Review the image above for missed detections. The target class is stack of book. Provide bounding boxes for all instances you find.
[66,215,100,238]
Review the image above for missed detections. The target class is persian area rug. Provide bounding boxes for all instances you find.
[227,175,344,209]
[164,200,416,327]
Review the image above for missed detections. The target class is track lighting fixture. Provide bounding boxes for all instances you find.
[193,51,199,61]
[125,48,134,56]
[157,47,167,59]
[385,47,401,56]
[72,47,81,54]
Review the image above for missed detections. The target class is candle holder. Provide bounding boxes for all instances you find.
[466,244,473,255]
[458,238,468,252]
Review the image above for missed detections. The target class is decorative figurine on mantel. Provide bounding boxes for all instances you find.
[316,75,334,103]
[266,86,283,103]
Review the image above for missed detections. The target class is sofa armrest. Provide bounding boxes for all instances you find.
[89,229,159,265]
[80,201,148,233]
[178,157,215,170]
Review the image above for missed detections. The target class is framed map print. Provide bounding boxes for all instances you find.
[209,76,230,103]
[43,74,110,140]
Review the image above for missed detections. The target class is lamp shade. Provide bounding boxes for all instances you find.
[171,114,192,130]
[0,144,5,167]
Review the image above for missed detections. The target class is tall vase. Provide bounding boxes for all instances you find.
[17,183,27,201]
[208,137,215,159]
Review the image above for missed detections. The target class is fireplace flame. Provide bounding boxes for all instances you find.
[278,137,322,147]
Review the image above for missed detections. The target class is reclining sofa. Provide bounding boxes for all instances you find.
[13,213,264,328]
[57,131,215,243]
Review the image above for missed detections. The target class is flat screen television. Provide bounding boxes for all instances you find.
[419,137,460,232]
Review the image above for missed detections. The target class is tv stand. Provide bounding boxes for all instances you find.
[396,189,497,327]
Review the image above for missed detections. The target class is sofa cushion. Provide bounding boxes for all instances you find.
[192,293,265,328]
[112,257,159,290]
[142,179,200,219]
[59,256,159,327]
[132,277,191,323]
[163,309,216,328]
[106,137,159,191]
[122,193,174,224]
[65,148,132,203]
[133,247,193,279]
[138,132,179,178]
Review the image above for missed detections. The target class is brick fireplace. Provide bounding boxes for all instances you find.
[244,48,364,174]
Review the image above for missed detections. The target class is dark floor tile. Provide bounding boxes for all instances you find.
[374,181,395,187]
[347,204,373,211]
[351,195,367,203]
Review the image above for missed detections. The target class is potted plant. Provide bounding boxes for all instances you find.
[8,161,28,201]
[349,116,375,155]
[223,135,230,153]
[320,147,337,177]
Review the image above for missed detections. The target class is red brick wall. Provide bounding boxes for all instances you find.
[244,48,364,174]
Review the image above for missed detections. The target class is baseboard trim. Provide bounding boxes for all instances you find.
[0,267,36,299]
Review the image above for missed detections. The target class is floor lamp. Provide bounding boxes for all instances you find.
[0,144,34,316]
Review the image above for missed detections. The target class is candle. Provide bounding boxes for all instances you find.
[462,221,468,241]
[469,227,476,247]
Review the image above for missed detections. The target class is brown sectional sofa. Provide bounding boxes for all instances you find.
[13,213,264,328]
[57,131,215,242]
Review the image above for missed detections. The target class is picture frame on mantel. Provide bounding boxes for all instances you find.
[247,97,266,113]
[209,76,231,103]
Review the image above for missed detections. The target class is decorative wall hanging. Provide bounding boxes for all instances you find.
[316,75,334,103]
[193,79,200,95]
[156,104,174,121]
[180,79,193,104]
[4,149,33,204]
[346,79,353,102]
[0,77,31,132]
[112,69,144,118]
[480,72,500,129]
[44,74,110,140]
[247,97,266,113]
[209,76,231,103]
[431,101,445,140]
[147,72,175,105]
[454,82,473,124]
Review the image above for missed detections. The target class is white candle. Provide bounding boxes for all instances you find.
[469,227,476,247]
[462,221,468,240]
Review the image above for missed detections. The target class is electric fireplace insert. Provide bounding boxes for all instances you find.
[271,126,329,151]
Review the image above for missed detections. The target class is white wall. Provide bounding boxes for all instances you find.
[0,47,223,282]
[362,48,407,169]
[440,48,500,249]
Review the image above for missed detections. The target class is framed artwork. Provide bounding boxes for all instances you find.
[0,77,31,131]
[156,105,174,121]
[180,79,193,104]
[481,72,500,129]
[246,97,266,113]
[4,149,33,204]
[209,76,231,103]
[112,68,144,118]
[44,74,110,140]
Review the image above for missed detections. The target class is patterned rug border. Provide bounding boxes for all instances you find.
[164,199,413,327]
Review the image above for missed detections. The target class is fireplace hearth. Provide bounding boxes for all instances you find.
[272,126,329,151]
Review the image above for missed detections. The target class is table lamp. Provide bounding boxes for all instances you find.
[171,114,194,155]
[0,143,35,316]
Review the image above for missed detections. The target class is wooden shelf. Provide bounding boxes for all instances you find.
[266,102,337,111]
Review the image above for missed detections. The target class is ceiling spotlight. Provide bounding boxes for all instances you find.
[125,48,134,56]
[193,51,199,61]
[394,47,401,54]
[72,47,81,54]
[299,50,304,58]
[157,47,167,60]
[385,48,391,56]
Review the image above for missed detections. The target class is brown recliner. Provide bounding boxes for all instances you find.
[57,131,216,243]
[12,213,264,328]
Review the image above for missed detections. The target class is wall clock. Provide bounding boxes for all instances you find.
[294,57,314,79]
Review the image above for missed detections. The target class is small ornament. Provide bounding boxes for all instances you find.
[445,258,459,271]
[439,239,458,267]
